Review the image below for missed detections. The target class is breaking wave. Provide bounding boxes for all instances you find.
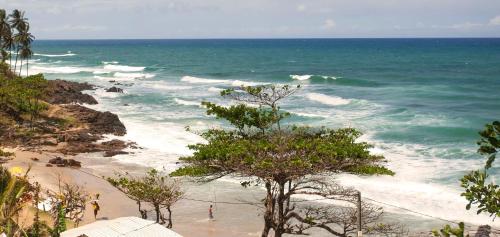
[181,76,229,84]
[104,64,145,72]
[114,72,155,79]
[174,98,202,107]
[306,93,350,106]
[290,74,338,81]
[34,52,76,57]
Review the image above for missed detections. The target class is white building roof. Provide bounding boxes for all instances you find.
[61,216,183,237]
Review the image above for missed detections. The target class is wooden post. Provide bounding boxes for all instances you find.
[357,191,362,237]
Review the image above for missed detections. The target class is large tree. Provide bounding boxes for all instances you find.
[172,85,398,237]
[108,169,184,228]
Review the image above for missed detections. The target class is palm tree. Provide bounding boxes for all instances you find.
[3,29,13,68]
[0,167,31,236]
[0,9,12,65]
[16,24,34,76]
[20,45,33,77]
[9,9,28,74]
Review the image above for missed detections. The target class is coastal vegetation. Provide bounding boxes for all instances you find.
[0,167,32,236]
[172,85,402,237]
[108,169,184,228]
[0,9,35,77]
[432,120,499,236]
[461,121,500,218]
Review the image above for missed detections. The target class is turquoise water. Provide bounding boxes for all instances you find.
[29,39,499,226]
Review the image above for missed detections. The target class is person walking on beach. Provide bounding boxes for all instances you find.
[208,204,214,220]
[91,193,100,220]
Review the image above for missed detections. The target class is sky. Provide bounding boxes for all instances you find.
[2,0,500,39]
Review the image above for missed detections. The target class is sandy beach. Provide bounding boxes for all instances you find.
[3,147,269,237]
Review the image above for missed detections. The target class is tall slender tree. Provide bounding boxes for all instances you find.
[0,9,12,65]
[16,24,34,76]
[9,9,28,74]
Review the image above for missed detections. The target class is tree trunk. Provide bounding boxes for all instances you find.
[154,204,160,223]
[274,181,287,237]
[9,47,12,69]
[167,206,173,228]
[261,181,274,237]
[26,59,28,77]
[14,47,19,73]
[137,201,147,219]
[18,59,22,76]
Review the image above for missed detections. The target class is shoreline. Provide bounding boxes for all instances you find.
[4,147,267,237]
[5,146,498,236]
[0,79,497,236]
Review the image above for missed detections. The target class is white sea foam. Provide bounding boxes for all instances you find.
[174,98,202,107]
[290,74,313,81]
[114,72,155,79]
[104,64,145,72]
[30,65,94,74]
[149,84,193,91]
[102,61,119,65]
[306,93,350,106]
[181,76,265,87]
[231,80,264,87]
[93,89,123,98]
[290,74,338,80]
[181,76,229,84]
[119,119,206,170]
[92,70,108,75]
[208,87,224,93]
[34,53,76,57]
[293,112,329,118]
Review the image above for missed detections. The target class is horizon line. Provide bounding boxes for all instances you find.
[35,36,500,41]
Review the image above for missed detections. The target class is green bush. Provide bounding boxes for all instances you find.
[0,70,48,122]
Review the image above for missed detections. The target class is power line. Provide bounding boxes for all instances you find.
[67,167,500,232]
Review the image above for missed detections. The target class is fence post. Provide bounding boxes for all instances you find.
[357,191,362,237]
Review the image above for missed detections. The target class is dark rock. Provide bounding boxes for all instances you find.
[101,139,127,149]
[106,87,123,93]
[109,80,116,83]
[48,157,81,168]
[46,164,53,167]
[41,137,58,146]
[31,157,39,161]
[103,150,129,157]
[44,80,98,105]
[123,104,129,106]
[63,105,126,136]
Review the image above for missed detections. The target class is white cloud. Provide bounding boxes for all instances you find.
[296,4,306,12]
[451,22,482,29]
[321,19,336,30]
[489,15,500,25]
[41,25,107,32]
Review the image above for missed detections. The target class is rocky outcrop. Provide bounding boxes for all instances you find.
[48,157,82,168]
[44,79,98,105]
[106,87,124,93]
[57,138,138,157]
[0,79,135,159]
[62,105,126,136]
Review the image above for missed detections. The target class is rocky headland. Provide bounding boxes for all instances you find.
[0,79,136,161]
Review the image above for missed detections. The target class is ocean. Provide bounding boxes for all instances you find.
[29,38,500,228]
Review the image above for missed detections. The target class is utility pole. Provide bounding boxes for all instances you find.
[357,191,362,237]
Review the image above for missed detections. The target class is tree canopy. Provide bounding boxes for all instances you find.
[461,121,500,219]
[108,169,184,228]
[172,85,397,237]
